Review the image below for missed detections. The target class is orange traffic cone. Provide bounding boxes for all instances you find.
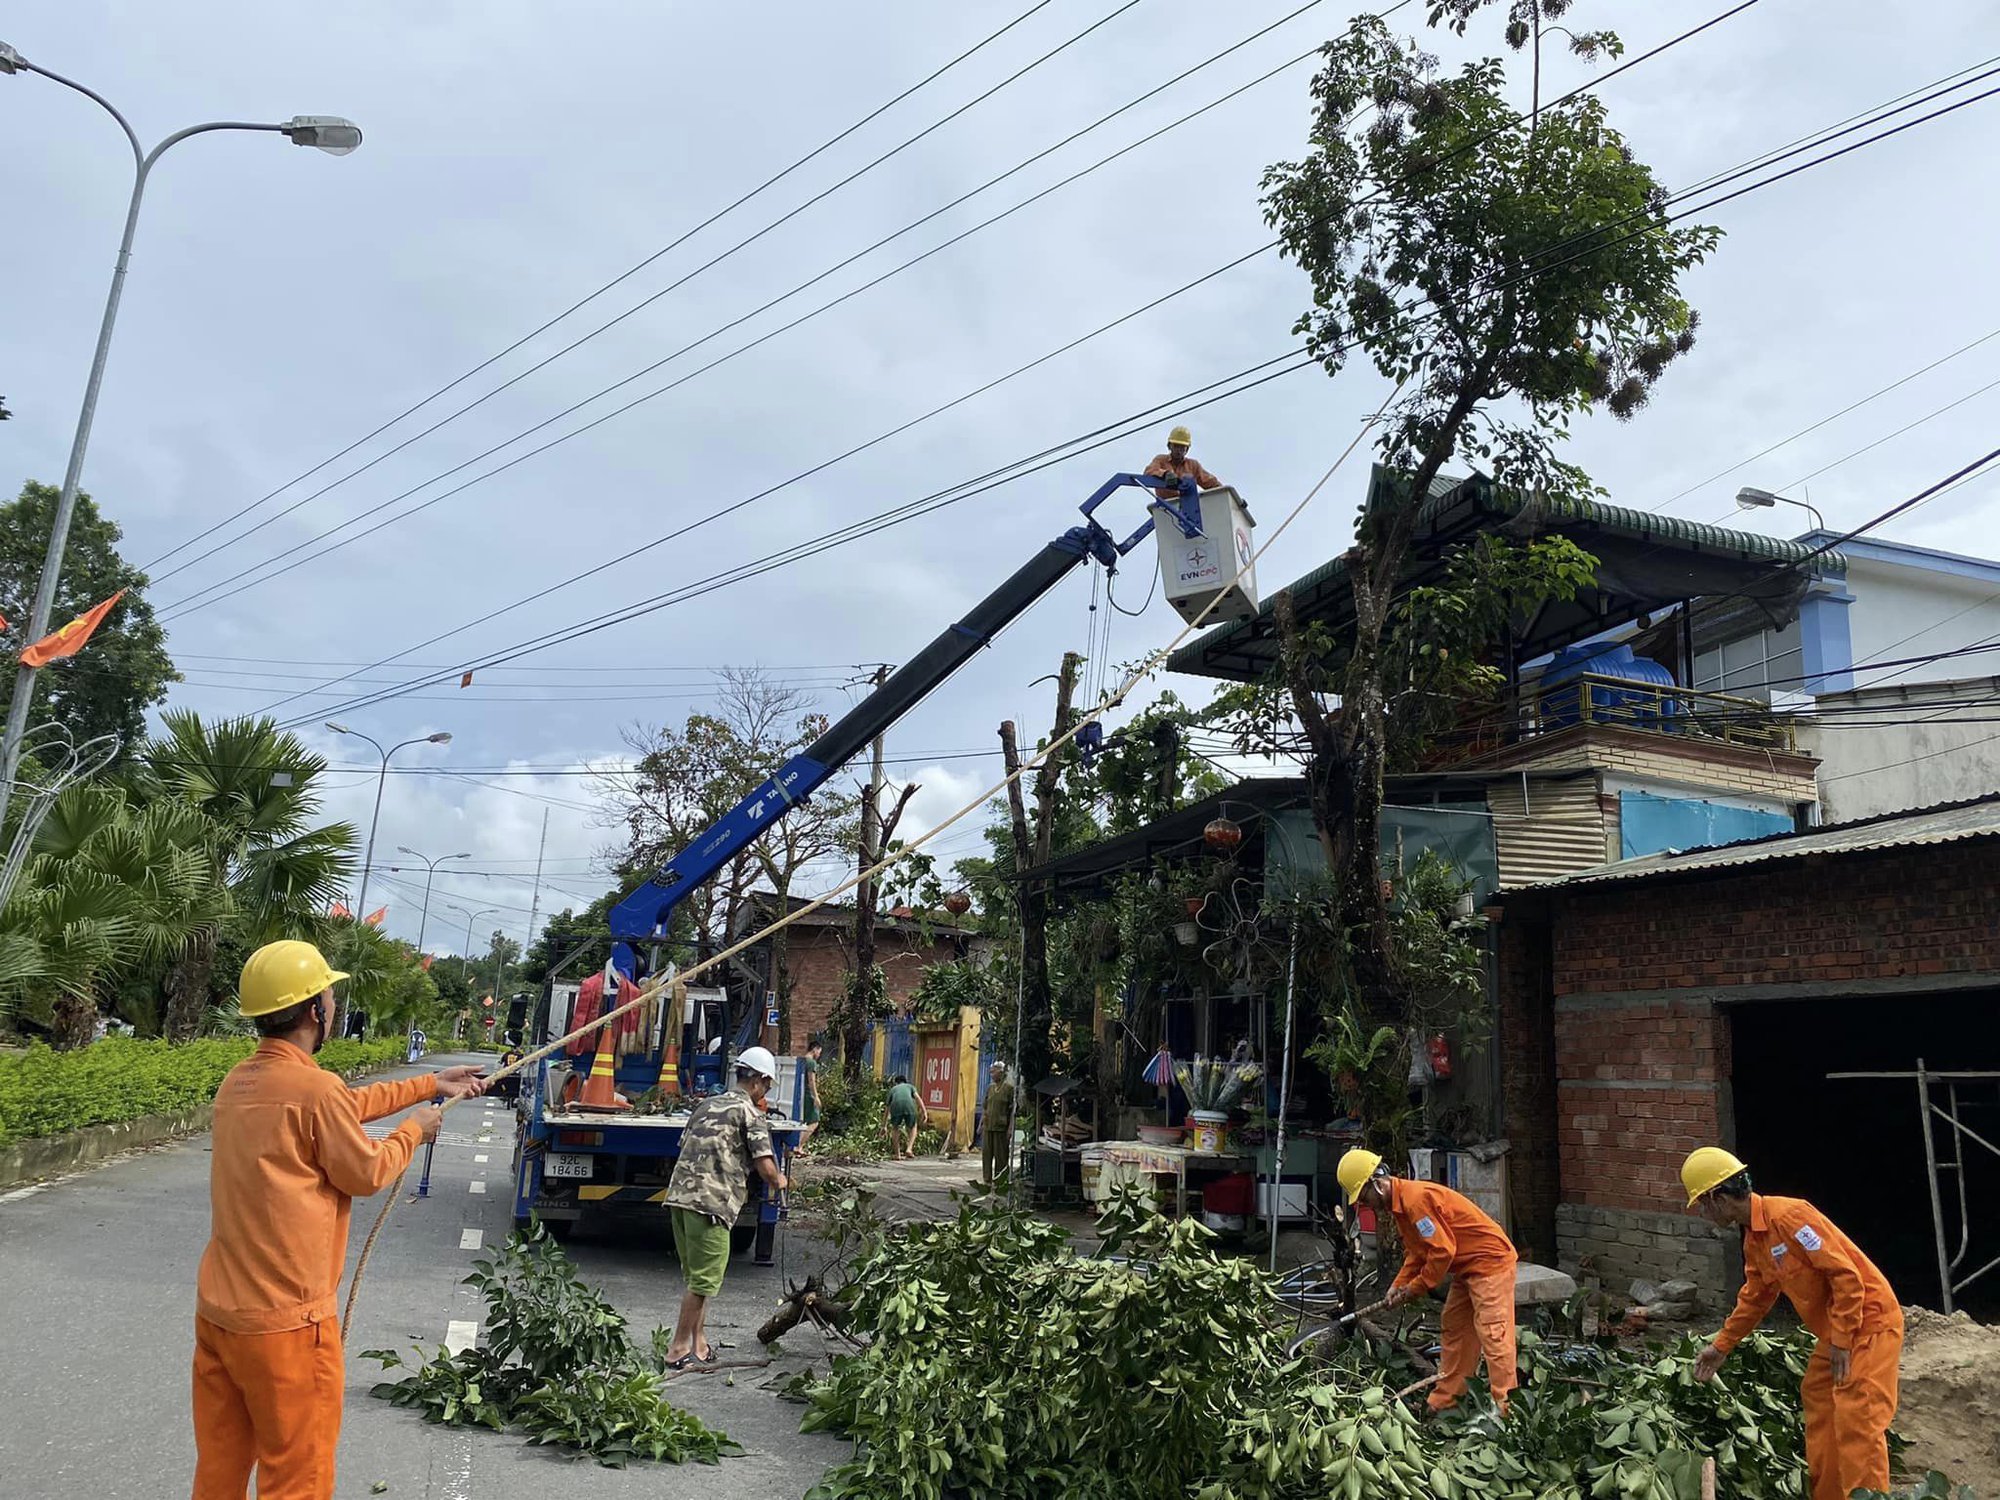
[572,1023,630,1113]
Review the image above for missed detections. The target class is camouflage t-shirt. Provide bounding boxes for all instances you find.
[665,1088,774,1224]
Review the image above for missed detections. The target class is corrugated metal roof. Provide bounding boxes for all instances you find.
[1525,793,2000,891]
[1168,469,1847,679]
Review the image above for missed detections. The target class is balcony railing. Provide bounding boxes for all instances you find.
[1432,673,1797,766]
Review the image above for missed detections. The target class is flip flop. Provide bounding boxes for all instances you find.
[664,1353,696,1371]
[694,1344,718,1364]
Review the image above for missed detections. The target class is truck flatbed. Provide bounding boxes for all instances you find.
[539,1107,806,1130]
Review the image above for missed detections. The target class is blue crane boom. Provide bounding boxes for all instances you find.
[604,472,1203,971]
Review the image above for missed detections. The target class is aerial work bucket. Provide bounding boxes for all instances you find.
[1155,486,1259,626]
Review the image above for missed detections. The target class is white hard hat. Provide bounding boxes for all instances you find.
[735,1045,779,1082]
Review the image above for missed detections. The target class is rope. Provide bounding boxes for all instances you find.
[341,402,1395,1330]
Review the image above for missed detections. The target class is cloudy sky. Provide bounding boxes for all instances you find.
[6,0,1998,957]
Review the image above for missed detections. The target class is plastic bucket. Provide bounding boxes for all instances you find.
[1189,1110,1230,1154]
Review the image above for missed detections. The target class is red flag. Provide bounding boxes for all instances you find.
[331,901,353,920]
[420,954,434,971]
[20,590,125,668]
[364,906,387,927]
[460,670,474,688]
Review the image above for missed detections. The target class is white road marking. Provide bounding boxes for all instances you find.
[0,1184,47,1205]
[469,1180,487,1194]
[459,1228,483,1251]
[440,1434,475,1500]
[445,1320,479,1354]
[478,1136,492,1144]
[474,1153,488,1163]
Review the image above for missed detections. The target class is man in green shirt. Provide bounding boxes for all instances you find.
[981,1061,1016,1188]
[885,1074,921,1159]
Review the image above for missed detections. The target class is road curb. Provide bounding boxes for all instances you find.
[0,1060,401,1192]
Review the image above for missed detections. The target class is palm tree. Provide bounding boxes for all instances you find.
[0,783,231,1047]
[142,712,356,1040]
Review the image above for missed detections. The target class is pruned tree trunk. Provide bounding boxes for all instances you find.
[999,649,1080,1089]
[50,990,99,1052]
[162,926,220,1043]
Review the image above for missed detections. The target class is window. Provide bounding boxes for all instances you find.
[1694,621,1801,700]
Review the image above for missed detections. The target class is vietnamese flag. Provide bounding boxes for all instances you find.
[420,954,434,971]
[364,906,387,928]
[20,589,124,668]
[330,901,353,920]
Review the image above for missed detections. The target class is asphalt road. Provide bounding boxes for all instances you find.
[0,1052,851,1499]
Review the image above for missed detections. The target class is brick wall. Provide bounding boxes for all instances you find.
[776,926,959,1046]
[1508,837,2000,1291]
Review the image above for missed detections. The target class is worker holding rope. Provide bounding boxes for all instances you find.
[191,940,487,1500]
[1338,1148,1520,1417]
[1680,1148,1903,1500]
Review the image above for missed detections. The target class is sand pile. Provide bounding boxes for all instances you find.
[1898,1306,2000,1493]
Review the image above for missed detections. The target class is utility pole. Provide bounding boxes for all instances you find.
[524,809,550,954]
[846,664,891,1077]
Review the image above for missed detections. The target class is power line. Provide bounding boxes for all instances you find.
[272,7,1990,731]
[152,7,1340,618]
[147,0,1158,595]
[137,0,1067,572]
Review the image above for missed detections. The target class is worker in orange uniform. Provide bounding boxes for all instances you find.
[1144,424,1223,499]
[1680,1148,1903,1500]
[192,940,488,1500]
[1337,1148,1519,1415]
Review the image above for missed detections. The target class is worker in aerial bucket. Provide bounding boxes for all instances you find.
[1144,423,1223,499]
[1337,1148,1520,1416]
[192,940,487,1499]
[1678,1148,1903,1500]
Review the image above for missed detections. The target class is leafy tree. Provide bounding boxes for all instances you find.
[0,782,230,1048]
[141,712,357,1041]
[0,482,178,757]
[1248,3,1714,1115]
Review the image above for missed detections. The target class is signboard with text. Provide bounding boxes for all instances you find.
[919,1036,956,1114]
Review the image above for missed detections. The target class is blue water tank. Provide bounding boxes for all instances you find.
[1540,643,1677,729]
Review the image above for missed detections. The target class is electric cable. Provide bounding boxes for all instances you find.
[153,13,1342,616]
[274,32,1982,728]
[142,0,1067,570]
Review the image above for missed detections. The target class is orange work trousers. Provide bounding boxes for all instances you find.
[192,1315,344,1500]
[1801,1328,1900,1500]
[1429,1265,1518,1415]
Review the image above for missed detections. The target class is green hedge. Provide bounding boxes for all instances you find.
[0,1035,405,1145]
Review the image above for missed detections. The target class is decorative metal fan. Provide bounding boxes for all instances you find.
[1195,876,1282,990]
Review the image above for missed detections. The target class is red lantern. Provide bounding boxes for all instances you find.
[1204,816,1243,853]
[1427,1034,1454,1081]
[943,890,972,916]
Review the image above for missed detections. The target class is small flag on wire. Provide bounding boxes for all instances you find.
[460,670,474,688]
[364,906,387,927]
[1142,1046,1174,1087]
[420,954,434,971]
[331,901,352,919]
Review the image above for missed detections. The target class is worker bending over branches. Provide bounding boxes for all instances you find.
[192,940,487,1500]
[1680,1148,1903,1500]
[662,1045,788,1368]
[1338,1149,1520,1416]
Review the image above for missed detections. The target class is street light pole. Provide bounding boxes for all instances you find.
[0,42,361,830]
[448,904,500,1040]
[1735,486,1826,534]
[396,845,473,955]
[326,724,450,1031]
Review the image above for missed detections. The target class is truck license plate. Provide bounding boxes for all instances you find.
[544,1153,594,1180]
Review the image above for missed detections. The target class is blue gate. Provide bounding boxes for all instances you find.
[877,1016,914,1081]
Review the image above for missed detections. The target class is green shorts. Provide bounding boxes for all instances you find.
[888,1102,919,1128]
[670,1207,731,1298]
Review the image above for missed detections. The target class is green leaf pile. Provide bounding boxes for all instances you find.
[798,1190,1824,1500]
[365,1223,738,1469]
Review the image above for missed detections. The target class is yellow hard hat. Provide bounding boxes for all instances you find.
[1167,424,1193,448]
[239,939,347,1018]
[1336,1147,1385,1206]
[1680,1146,1749,1207]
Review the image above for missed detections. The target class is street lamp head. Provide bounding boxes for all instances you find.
[325,720,352,735]
[426,731,453,745]
[1735,487,1781,511]
[0,42,27,75]
[281,115,362,156]
[453,851,473,860]
[397,846,419,857]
